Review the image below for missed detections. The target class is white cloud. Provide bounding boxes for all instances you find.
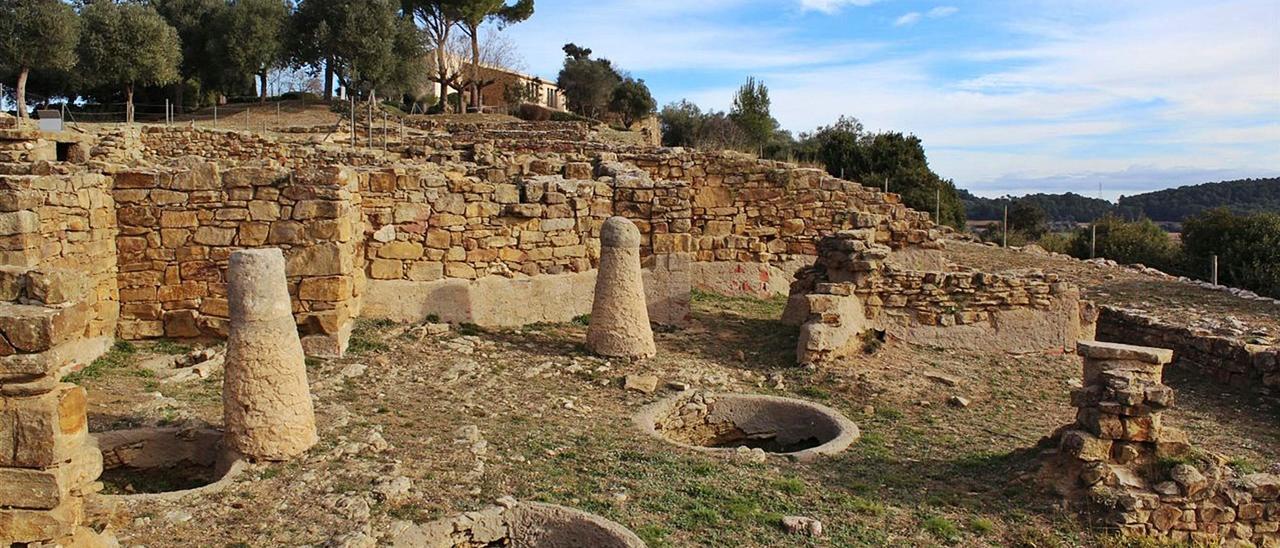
[503,0,1280,196]
[800,0,880,15]
[896,6,957,26]
[894,12,922,26]
[927,6,958,18]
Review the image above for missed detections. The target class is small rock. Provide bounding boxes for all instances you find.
[781,516,823,537]
[1154,481,1181,496]
[496,495,518,508]
[163,509,193,523]
[948,396,971,408]
[924,371,960,387]
[373,476,413,503]
[624,374,659,394]
[326,531,376,548]
[667,381,691,391]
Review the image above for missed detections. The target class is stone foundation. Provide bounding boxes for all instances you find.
[786,230,1091,366]
[1041,341,1280,544]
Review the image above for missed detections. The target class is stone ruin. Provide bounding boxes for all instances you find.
[783,229,1094,366]
[586,216,655,359]
[2,117,1266,545]
[1041,340,1279,545]
[222,248,317,461]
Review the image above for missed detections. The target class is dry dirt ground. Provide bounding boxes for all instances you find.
[75,288,1278,547]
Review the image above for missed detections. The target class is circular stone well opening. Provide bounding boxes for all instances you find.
[95,427,244,500]
[404,502,644,547]
[635,392,859,462]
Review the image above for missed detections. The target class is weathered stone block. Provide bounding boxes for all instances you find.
[286,243,352,277]
[0,495,83,544]
[24,269,88,305]
[378,241,424,260]
[299,276,353,301]
[0,444,101,510]
[0,384,88,468]
[1078,341,1173,364]
[0,302,89,354]
[0,210,39,236]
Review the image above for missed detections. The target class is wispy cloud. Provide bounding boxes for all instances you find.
[503,0,1280,196]
[799,0,880,15]
[896,5,958,26]
[894,12,922,26]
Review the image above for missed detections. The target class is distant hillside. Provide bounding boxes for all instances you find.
[961,190,1111,222]
[1116,178,1280,222]
[962,178,1280,222]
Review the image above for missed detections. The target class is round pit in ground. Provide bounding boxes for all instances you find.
[95,427,245,500]
[635,392,860,462]
[398,502,645,547]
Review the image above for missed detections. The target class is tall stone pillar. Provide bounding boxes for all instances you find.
[586,217,656,359]
[223,248,317,460]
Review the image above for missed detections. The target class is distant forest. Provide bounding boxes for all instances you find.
[963,177,1280,222]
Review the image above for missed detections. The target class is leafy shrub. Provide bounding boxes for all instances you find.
[1068,214,1180,271]
[516,102,553,121]
[1036,232,1077,254]
[1181,208,1280,298]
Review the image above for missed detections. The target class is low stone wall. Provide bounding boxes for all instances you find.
[1041,341,1280,544]
[111,161,363,356]
[785,231,1089,365]
[1098,306,1279,395]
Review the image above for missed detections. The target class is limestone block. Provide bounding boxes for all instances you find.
[0,211,39,236]
[286,243,352,277]
[299,276,354,302]
[0,495,82,544]
[1078,341,1174,364]
[0,443,101,509]
[0,384,88,468]
[0,302,89,354]
[586,217,655,359]
[24,269,88,305]
[378,241,424,260]
[223,248,317,460]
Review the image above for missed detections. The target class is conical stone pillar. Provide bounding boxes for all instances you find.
[586,217,656,359]
[223,248,317,460]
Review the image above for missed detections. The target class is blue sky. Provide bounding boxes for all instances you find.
[503,0,1280,199]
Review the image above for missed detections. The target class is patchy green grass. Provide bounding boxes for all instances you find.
[148,339,192,355]
[64,340,137,383]
[348,319,394,354]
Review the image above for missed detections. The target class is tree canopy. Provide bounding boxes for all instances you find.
[224,0,292,101]
[556,43,620,119]
[609,77,655,128]
[0,0,80,118]
[729,77,777,149]
[78,1,182,121]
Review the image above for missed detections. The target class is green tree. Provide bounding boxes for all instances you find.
[78,1,181,123]
[556,43,619,119]
[729,77,777,150]
[0,0,80,119]
[457,0,533,111]
[403,0,466,111]
[292,0,418,101]
[1182,208,1280,298]
[1069,214,1179,271]
[811,126,966,228]
[609,77,655,128]
[1008,201,1049,239]
[153,0,234,107]
[658,100,702,147]
[224,0,292,102]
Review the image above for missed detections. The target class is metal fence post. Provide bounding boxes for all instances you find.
[1212,255,1219,286]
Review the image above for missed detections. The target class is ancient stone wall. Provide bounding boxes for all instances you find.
[1098,306,1279,395]
[1042,341,1280,544]
[785,230,1088,365]
[111,161,363,356]
[0,166,114,545]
